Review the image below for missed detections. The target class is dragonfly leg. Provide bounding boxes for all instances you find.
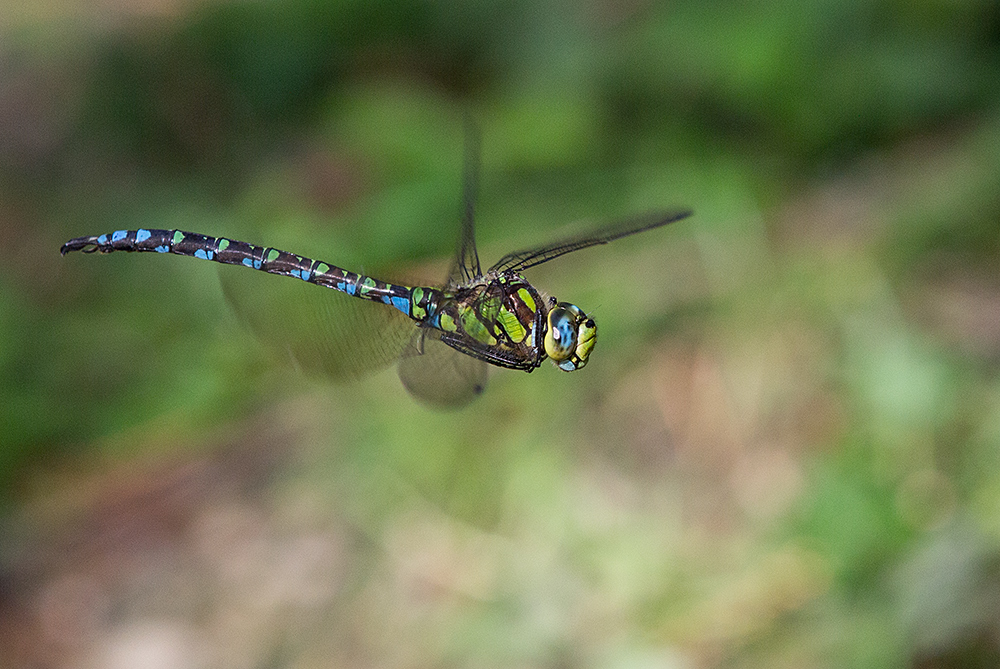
[439,332,539,371]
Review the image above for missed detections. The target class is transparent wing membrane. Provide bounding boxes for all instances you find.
[447,118,482,289]
[489,209,693,274]
[398,328,488,408]
[220,266,414,381]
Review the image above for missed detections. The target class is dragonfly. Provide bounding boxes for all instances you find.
[61,138,691,407]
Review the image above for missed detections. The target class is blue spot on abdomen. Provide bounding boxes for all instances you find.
[111,230,127,242]
[391,296,410,315]
[135,229,151,243]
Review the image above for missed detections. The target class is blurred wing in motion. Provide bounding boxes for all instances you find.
[220,264,415,381]
[397,328,488,408]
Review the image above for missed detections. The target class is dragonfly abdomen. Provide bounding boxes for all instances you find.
[60,228,433,319]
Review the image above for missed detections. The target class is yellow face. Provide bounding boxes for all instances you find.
[543,302,597,371]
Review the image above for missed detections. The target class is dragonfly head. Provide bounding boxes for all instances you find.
[544,302,597,371]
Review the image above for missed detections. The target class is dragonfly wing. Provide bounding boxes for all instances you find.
[489,209,693,274]
[446,118,482,289]
[220,266,414,381]
[397,328,488,408]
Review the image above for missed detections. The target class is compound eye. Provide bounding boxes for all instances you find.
[544,306,578,361]
[544,302,597,372]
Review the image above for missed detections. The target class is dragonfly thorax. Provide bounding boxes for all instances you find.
[544,302,597,371]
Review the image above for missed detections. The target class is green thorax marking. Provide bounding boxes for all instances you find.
[445,273,545,353]
[458,295,498,345]
[411,286,428,320]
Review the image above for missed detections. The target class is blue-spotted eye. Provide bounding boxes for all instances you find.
[544,302,597,371]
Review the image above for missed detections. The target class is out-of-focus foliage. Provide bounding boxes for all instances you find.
[2,0,999,667]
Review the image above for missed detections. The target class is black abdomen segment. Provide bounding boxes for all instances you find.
[60,228,442,320]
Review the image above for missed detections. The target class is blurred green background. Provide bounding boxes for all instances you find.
[2,0,999,667]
